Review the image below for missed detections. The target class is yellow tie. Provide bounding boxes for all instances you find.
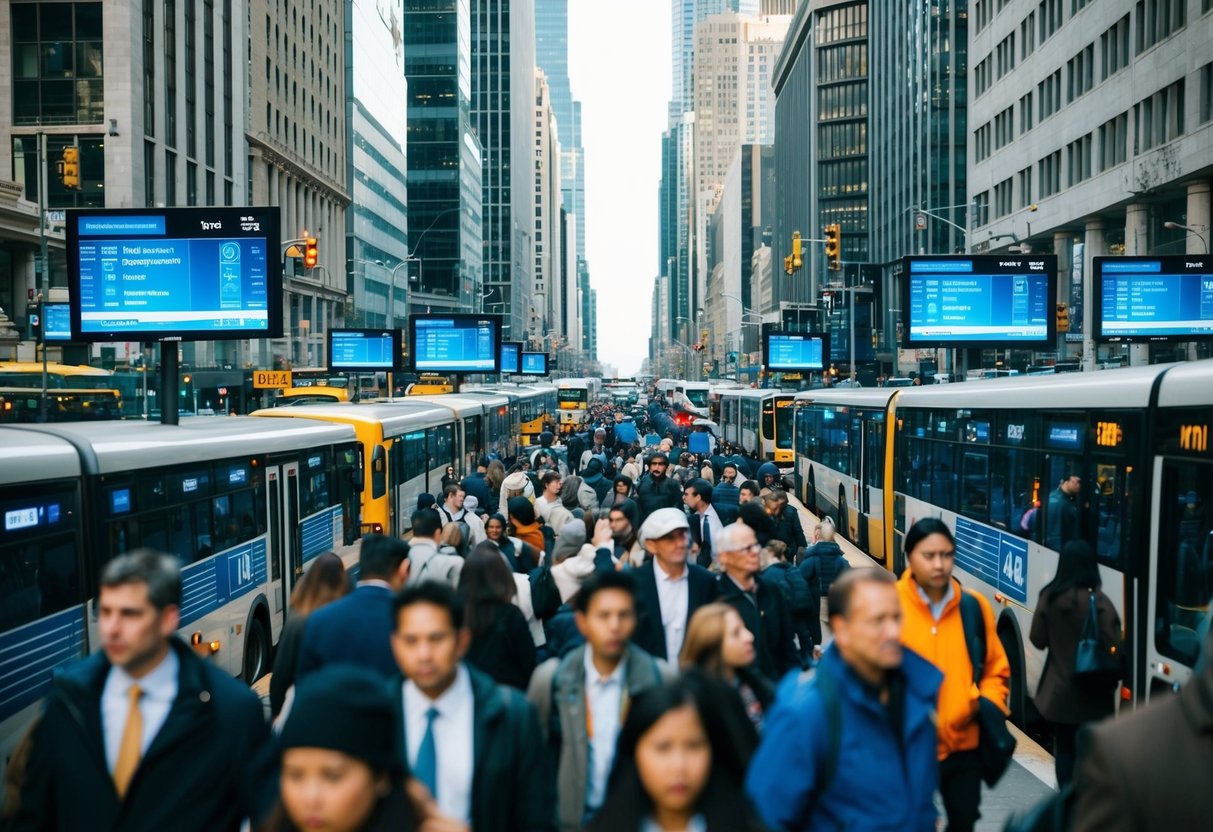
[113,684,143,798]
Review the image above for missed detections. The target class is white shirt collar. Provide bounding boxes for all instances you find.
[404,662,473,716]
[583,648,626,687]
[108,644,179,702]
[654,560,689,583]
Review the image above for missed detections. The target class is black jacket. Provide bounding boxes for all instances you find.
[392,664,556,832]
[460,472,493,509]
[717,573,803,681]
[465,600,539,691]
[800,541,850,595]
[634,474,683,524]
[11,639,273,832]
[770,505,808,551]
[631,559,720,661]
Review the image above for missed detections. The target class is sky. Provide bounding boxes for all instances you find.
[567,1,672,378]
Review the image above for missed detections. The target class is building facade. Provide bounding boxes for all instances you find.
[404,0,484,317]
[969,0,1212,367]
[532,70,561,346]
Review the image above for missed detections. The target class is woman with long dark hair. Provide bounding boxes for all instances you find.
[458,543,537,690]
[269,552,350,717]
[587,674,766,832]
[1030,539,1122,786]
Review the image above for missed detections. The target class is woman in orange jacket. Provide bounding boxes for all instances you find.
[896,518,1010,832]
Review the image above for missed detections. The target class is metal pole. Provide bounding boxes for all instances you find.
[38,132,49,422]
[160,341,179,425]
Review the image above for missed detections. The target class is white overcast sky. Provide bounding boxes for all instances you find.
[568,1,672,377]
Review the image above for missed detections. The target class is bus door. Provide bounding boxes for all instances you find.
[267,461,302,614]
[859,411,885,561]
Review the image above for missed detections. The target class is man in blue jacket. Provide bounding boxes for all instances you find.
[746,568,943,832]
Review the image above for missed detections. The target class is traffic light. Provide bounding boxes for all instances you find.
[304,237,319,269]
[1056,303,1070,333]
[784,254,794,276]
[824,224,841,271]
[792,231,803,270]
[61,146,80,189]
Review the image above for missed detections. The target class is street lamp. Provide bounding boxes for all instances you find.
[1163,221,1209,253]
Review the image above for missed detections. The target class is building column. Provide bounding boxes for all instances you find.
[1082,219,1105,372]
[1124,204,1150,366]
[1184,179,1211,358]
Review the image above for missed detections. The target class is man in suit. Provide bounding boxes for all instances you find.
[390,582,555,832]
[296,533,409,680]
[1071,609,1213,831]
[684,477,737,569]
[630,507,720,662]
[715,522,803,680]
[11,551,273,831]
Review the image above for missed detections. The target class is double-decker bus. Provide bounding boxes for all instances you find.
[717,388,796,465]
[0,417,361,783]
[792,360,1213,724]
[0,362,123,422]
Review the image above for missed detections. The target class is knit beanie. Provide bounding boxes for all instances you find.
[278,665,402,774]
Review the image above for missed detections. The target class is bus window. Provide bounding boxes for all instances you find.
[864,414,885,489]
[1154,461,1213,667]
[371,444,386,500]
[991,447,1042,541]
[1089,462,1129,568]
[775,402,794,450]
[960,449,990,521]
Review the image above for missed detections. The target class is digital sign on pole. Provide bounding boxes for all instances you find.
[520,352,548,375]
[43,303,73,342]
[764,331,828,371]
[328,328,401,372]
[410,314,501,373]
[1094,256,1213,342]
[499,341,522,374]
[902,255,1056,347]
[66,207,282,341]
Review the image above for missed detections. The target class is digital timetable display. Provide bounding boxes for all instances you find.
[1094,256,1213,342]
[67,207,282,341]
[410,314,501,373]
[902,255,1056,347]
[499,341,522,374]
[520,351,548,375]
[328,328,401,371]
[764,331,828,371]
[43,303,72,342]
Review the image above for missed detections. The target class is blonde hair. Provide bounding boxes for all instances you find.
[441,522,465,554]
[679,602,741,676]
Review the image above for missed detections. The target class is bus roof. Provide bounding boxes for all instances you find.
[1156,359,1213,408]
[0,427,81,484]
[252,400,458,438]
[0,361,112,376]
[793,387,898,408]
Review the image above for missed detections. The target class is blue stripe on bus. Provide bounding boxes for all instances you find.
[179,539,269,627]
[955,517,1029,604]
[301,507,343,562]
[0,605,87,723]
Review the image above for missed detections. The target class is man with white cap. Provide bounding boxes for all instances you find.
[630,507,720,662]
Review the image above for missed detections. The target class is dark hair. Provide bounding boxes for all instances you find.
[540,471,562,489]
[410,508,443,539]
[288,552,351,616]
[442,483,463,500]
[358,534,409,581]
[903,517,955,559]
[684,478,714,505]
[459,544,518,636]
[484,513,507,535]
[392,581,464,631]
[573,570,636,614]
[1041,539,1101,600]
[737,500,775,541]
[739,479,761,496]
[99,550,182,609]
[763,489,788,505]
[827,567,896,619]
[587,674,759,832]
[613,474,633,492]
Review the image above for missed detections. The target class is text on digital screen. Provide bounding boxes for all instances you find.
[904,256,1055,345]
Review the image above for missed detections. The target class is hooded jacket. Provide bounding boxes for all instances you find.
[581,458,612,505]
[508,497,547,556]
[407,537,464,588]
[896,571,1011,759]
[756,462,782,493]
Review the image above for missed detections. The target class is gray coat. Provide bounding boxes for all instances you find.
[526,644,675,832]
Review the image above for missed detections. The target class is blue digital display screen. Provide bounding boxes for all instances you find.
[328,329,399,371]
[520,352,548,375]
[67,207,282,341]
[765,332,827,371]
[43,303,72,341]
[500,342,521,374]
[1045,423,1084,451]
[903,255,1056,346]
[109,488,131,515]
[411,315,500,372]
[1095,256,1213,342]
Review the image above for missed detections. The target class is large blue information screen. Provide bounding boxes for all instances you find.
[765,332,827,371]
[500,342,521,374]
[67,207,281,341]
[412,316,500,372]
[1095,256,1213,342]
[328,329,398,370]
[903,255,1056,346]
[520,352,548,375]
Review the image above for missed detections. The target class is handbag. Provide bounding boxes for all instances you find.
[959,591,1016,786]
[1073,590,1121,691]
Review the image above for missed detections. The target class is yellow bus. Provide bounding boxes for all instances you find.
[464,383,558,445]
[0,362,123,421]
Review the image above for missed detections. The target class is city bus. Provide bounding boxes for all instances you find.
[555,378,597,432]
[464,383,558,445]
[0,417,362,782]
[792,360,1213,724]
[717,388,796,465]
[656,378,711,417]
[0,361,123,421]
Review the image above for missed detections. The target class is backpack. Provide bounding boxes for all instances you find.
[959,589,1016,787]
[769,564,816,617]
[435,505,472,552]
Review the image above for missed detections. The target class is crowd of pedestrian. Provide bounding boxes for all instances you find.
[5,396,1212,832]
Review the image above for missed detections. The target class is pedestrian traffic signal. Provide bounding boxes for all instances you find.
[61,147,80,189]
[824,224,841,271]
[1056,303,1070,333]
[304,237,319,269]
[792,231,803,270]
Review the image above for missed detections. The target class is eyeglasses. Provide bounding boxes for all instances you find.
[730,543,762,553]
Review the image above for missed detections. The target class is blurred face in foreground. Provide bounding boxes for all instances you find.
[831,581,903,685]
[280,748,384,832]
[635,705,712,822]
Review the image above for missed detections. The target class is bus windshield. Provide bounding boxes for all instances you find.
[775,400,794,448]
[685,389,710,408]
[559,389,588,406]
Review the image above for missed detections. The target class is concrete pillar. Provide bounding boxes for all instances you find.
[1124,205,1150,366]
[1082,219,1105,372]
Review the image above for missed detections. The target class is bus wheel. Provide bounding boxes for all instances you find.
[243,617,269,684]
[998,617,1028,727]
[837,488,850,542]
